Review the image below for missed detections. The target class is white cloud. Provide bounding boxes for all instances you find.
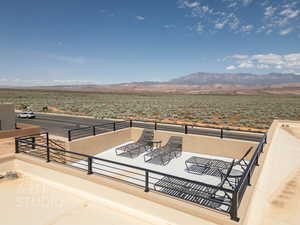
[180,1,200,8]
[280,8,300,19]
[228,2,238,8]
[226,65,237,70]
[257,64,270,69]
[279,27,293,35]
[227,54,249,60]
[163,24,176,29]
[241,25,254,32]
[178,0,300,36]
[227,14,240,30]
[264,6,276,17]
[242,0,253,6]
[47,54,102,65]
[225,52,300,71]
[238,61,254,68]
[0,78,94,87]
[215,23,225,29]
[196,23,204,33]
[252,53,283,65]
[283,53,300,68]
[202,6,209,12]
[136,16,145,20]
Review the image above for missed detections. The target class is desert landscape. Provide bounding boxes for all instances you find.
[1,88,300,131]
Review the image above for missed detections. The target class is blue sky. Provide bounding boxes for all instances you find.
[0,0,300,86]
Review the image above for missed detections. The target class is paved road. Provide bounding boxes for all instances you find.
[17,113,111,138]
[17,113,264,142]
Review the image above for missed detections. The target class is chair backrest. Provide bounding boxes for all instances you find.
[237,147,253,163]
[164,136,183,152]
[208,161,235,198]
[137,129,154,144]
[217,160,235,190]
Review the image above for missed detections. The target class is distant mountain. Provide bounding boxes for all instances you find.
[3,72,300,95]
[167,72,300,86]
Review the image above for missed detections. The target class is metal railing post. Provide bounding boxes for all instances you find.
[46,133,50,163]
[88,157,93,175]
[130,120,133,128]
[68,130,71,142]
[113,122,116,131]
[230,191,240,222]
[154,122,157,130]
[264,133,267,144]
[145,171,149,192]
[93,126,96,136]
[31,137,36,149]
[185,125,188,134]
[255,155,259,166]
[15,138,19,153]
[247,173,251,186]
[220,128,224,139]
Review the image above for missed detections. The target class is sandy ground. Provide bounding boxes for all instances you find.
[263,167,300,225]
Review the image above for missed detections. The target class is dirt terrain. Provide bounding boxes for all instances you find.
[46,106,267,132]
[29,83,300,95]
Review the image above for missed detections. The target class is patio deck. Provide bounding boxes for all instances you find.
[69,142,245,213]
[71,142,243,188]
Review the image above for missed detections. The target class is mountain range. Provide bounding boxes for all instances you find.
[4,72,300,95]
[166,72,300,86]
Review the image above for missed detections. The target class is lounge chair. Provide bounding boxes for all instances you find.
[154,161,235,211]
[185,147,252,175]
[115,129,154,158]
[144,136,182,166]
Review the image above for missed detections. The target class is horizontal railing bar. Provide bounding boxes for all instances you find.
[68,119,265,142]
[132,119,266,134]
[92,160,145,177]
[17,132,48,140]
[92,167,146,183]
[92,170,145,189]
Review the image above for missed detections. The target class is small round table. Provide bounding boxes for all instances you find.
[151,140,162,148]
[221,169,243,188]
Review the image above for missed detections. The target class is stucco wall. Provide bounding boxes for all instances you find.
[243,120,300,225]
[68,128,131,156]
[0,123,41,139]
[0,104,15,130]
[131,128,257,160]
[0,138,14,156]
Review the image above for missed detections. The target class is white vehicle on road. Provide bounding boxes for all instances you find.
[17,112,36,119]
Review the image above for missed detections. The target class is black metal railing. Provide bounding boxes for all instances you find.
[15,132,266,221]
[15,132,265,221]
[236,135,266,205]
[68,119,265,142]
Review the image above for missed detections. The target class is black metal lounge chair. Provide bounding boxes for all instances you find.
[154,161,235,212]
[144,136,183,166]
[185,147,253,175]
[115,129,154,158]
